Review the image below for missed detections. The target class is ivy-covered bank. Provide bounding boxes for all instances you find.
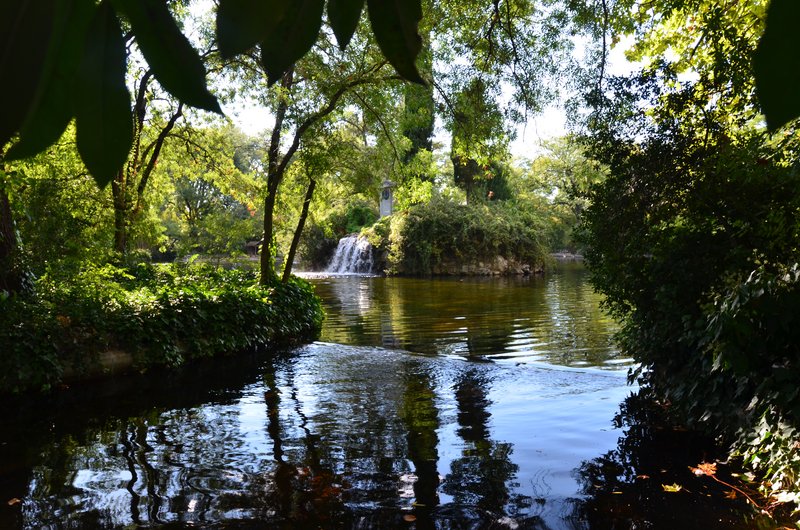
[0,263,323,393]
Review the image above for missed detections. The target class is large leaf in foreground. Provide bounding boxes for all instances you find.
[366,0,424,84]
[260,0,325,85]
[7,0,96,160]
[0,1,56,149]
[754,0,800,131]
[329,0,364,50]
[113,0,221,113]
[217,0,288,59]
[74,2,133,187]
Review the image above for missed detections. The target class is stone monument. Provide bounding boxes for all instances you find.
[379,179,395,217]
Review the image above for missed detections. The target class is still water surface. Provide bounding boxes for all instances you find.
[312,267,627,368]
[0,267,771,528]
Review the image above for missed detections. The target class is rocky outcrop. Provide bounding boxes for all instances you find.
[430,256,543,276]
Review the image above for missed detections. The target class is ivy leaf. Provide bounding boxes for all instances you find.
[217,0,288,59]
[366,0,424,84]
[112,0,221,114]
[7,0,96,161]
[754,0,800,131]
[328,0,364,50]
[260,0,325,85]
[0,1,56,149]
[74,2,133,188]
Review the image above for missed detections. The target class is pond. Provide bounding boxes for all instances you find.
[0,266,775,528]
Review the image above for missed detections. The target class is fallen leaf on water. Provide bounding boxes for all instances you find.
[690,462,717,476]
[7,498,21,506]
[662,483,683,493]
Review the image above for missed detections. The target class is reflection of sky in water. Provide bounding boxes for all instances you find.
[18,344,631,529]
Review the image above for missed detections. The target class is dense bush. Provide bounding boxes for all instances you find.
[581,77,800,508]
[0,263,323,393]
[364,197,548,275]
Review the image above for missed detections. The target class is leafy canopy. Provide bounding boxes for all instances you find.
[0,0,424,187]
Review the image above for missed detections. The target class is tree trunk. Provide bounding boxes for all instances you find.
[0,186,21,293]
[282,177,316,283]
[260,69,294,285]
[258,64,369,284]
[112,169,127,255]
[260,182,279,285]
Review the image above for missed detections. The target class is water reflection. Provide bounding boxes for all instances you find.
[0,272,772,528]
[310,266,627,369]
[572,395,779,529]
[1,345,627,528]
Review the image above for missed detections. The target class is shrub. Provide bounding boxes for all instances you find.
[0,263,323,393]
[582,117,800,510]
[363,197,548,275]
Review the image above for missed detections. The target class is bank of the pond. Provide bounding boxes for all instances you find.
[0,263,323,393]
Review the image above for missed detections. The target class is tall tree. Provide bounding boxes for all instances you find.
[221,17,401,284]
[112,67,185,254]
[449,77,509,203]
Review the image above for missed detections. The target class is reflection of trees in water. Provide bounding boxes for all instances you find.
[312,272,621,367]
[399,362,440,528]
[441,368,527,518]
[10,347,695,529]
[542,268,618,367]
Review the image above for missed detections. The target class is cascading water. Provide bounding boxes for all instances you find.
[326,234,378,274]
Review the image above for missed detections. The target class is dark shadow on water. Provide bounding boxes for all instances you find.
[571,393,780,530]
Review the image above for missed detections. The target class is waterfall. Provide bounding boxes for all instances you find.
[326,234,378,274]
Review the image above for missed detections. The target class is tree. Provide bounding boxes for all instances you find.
[449,77,509,203]
[155,124,262,258]
[112,70,185,254]
[579,49,800,510]
[220,15,401,284]
[0,0,427,188]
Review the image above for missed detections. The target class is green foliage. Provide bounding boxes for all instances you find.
[521,136,608,252]
[370,197,547,275]
[2,0,425,185]
[581,67,800,509]
[10,128,116,272]
[167,176,259,257]
[0,263,323,393]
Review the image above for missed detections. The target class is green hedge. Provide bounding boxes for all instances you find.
[0,263,323,393]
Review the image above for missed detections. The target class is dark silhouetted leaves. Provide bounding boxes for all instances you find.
[7,0,96,161]
[260,0,325,85]
[74,2,133,187]
[112,0,221,113]
[0,0,56,149]
[216,0,288,59]
[754,0,800,131]
[366,0,424,83]
[329,0,364,50]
